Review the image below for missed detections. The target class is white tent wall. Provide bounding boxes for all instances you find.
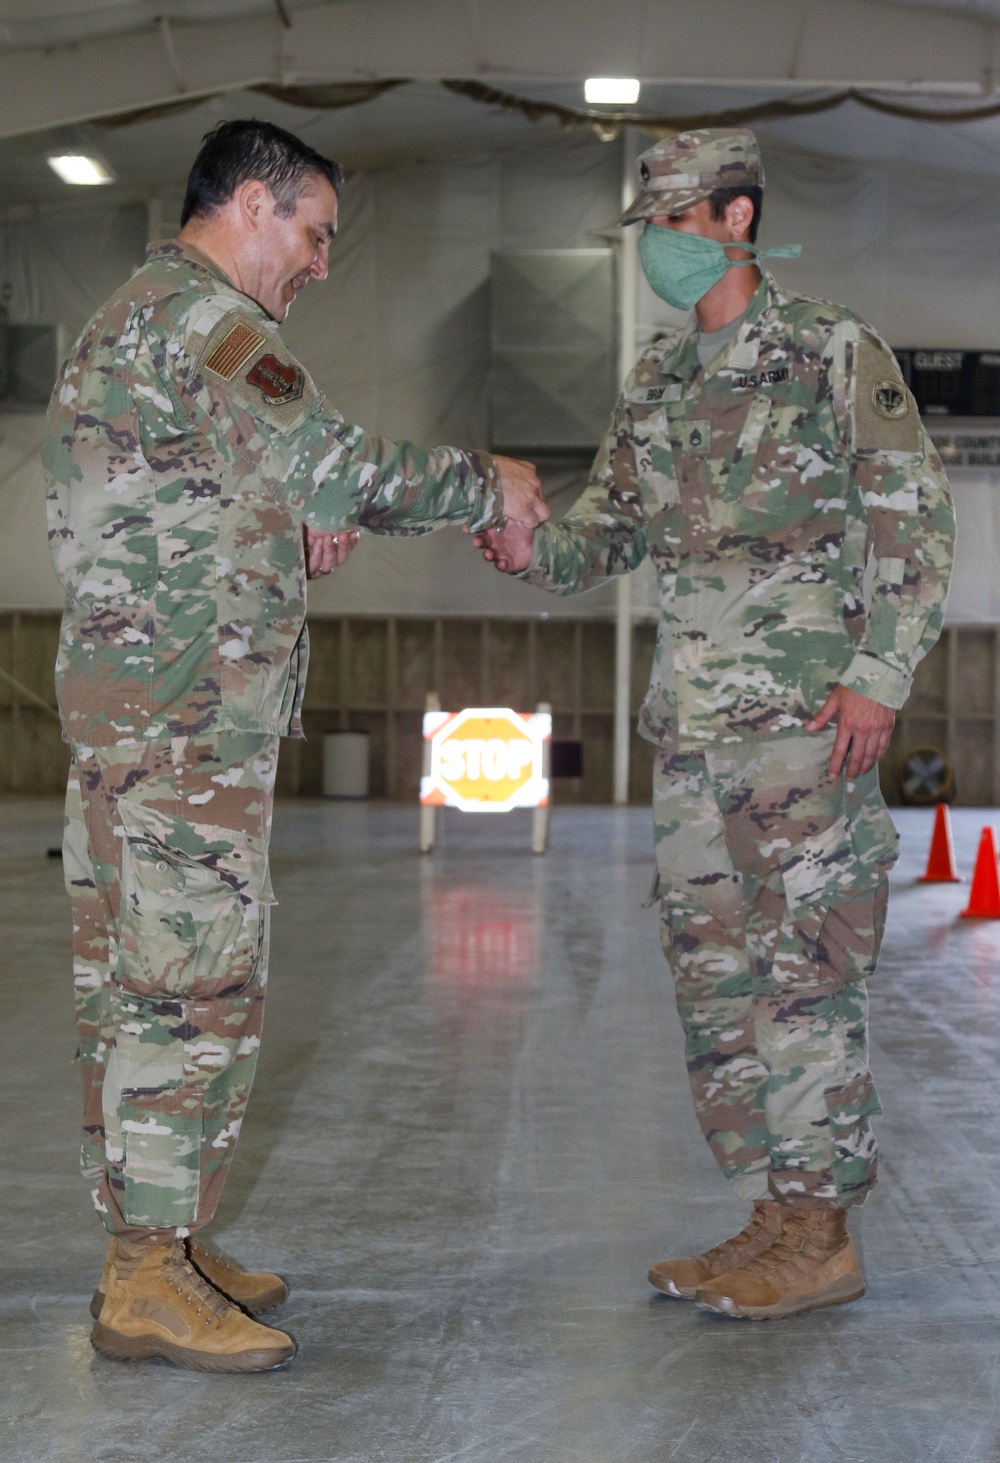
[0,201,148,612]
[0,133,996,624]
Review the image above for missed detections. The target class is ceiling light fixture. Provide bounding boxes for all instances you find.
[584,78,641,106]
[47,154,115,186]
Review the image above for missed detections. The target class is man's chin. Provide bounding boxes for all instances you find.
[279,285,303,319]
[264,296,292,323]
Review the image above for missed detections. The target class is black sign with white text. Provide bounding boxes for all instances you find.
[893,349,1000,417]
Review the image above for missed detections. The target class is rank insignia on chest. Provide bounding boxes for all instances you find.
[247,353,305,405]
[683,420,711,453]
[872,380,908,419]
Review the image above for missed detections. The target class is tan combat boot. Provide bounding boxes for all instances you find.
[91,1235,288,1319]
[648,1199,784,1299]
[695,1205,864,1320]
[91,1238,296,1372]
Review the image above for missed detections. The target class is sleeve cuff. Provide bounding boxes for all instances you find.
[839,651,912,710]
[513,524,553,586]
[465,450,502,532]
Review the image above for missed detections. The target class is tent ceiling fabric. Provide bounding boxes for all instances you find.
[4,75,1000,216]
[0,0,999,143]
[1,0,999,52]
[0,1,327,51]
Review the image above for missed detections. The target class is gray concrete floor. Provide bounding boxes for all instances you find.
[2,798,1000,1462]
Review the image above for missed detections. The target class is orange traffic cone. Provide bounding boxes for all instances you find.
[918,803,962,883]
[961,828,1000,918]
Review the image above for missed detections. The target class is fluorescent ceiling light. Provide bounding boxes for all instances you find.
[48,154,114,186]
[584,78,641,105]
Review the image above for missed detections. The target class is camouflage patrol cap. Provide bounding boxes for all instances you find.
[620,127,763,226]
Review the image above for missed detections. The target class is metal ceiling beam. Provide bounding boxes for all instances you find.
[0,0,996,142]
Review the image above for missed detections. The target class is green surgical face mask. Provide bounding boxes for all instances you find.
[638,223,801,311]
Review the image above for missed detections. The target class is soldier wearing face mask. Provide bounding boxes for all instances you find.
[474,128,955,1320]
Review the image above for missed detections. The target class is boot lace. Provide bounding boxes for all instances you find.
[189,1238,236,1276]
[698,1201,777,1269]
[738,1211,839,1282]
[164,1244,232,1326]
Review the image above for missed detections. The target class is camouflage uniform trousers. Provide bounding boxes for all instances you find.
[653,729,898,1209]
[62,731,279,1242]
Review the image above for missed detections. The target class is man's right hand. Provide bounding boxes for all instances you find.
[472,519,536,574]
[493,455,549,529]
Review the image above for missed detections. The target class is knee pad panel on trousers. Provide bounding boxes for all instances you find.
[102,980,263,1228]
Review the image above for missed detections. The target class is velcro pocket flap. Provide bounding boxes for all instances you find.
[117,798,275,906]
[779,815,858,921]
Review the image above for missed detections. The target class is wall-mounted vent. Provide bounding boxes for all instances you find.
[490,249,616,452]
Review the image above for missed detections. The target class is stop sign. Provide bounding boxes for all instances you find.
[421,707,551,813]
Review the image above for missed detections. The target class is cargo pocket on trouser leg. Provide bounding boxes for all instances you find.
[761,806,895,1207]
[105,799,275,1230]
[115,800,274,1002]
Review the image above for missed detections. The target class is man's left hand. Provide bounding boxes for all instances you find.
[805,685,895,780]
[304,525,359,579]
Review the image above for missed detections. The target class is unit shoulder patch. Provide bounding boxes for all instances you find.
[204,321,266,381]
[854,337,920,454]
[247,353,305,405]
[872,379,908,420]
[197,310,317,434]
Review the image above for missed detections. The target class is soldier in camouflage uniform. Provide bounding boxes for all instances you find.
[475,129,954,1319]
[46,120,547,1371]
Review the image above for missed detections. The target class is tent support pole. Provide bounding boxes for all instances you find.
[613,128,638,807]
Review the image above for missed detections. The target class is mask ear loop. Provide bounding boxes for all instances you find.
[728,244,802,267]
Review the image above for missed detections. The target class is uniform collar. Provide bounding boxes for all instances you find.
[711,271,786,375]
[144,238,241,293]
[661,270,786,380]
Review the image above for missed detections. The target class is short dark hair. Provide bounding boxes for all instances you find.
[707,186,763,244]
[181,119,344,227]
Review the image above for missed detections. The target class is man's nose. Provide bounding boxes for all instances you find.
[310,246,329,282]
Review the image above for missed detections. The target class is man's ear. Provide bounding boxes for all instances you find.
[235,179,271,232]
[725,194,755,243]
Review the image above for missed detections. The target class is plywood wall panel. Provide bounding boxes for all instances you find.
[954,721,995,805]
[955,629,995,717]
[535,621,578,710]
[907,638,948,716]
[5,610,995,808]
[396,621,435,709]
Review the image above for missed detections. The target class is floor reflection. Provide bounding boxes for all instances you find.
[425,886,539,992]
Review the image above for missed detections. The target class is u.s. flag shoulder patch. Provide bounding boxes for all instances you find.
[204,320,266,381]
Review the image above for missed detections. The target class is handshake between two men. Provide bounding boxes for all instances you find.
[303,453,547,577]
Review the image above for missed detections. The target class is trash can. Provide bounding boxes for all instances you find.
[323,731,370,800]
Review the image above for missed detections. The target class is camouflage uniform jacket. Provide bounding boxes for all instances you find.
[45,240,503,745]
[520,271,955,748]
